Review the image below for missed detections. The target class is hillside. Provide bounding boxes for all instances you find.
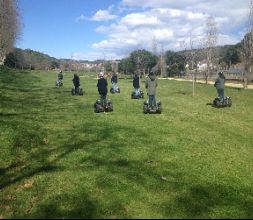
[3,40,244,72]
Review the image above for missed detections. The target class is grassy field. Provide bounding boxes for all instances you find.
[0,67,253,219]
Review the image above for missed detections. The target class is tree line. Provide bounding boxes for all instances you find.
[118,43,242,76]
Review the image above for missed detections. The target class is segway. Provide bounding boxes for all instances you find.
[71,87,84,96]
[110,86,120,94]
[56,80,63,88]
[94,98,113,113]
[213,96,232,108]
[143,100,162,114]
[131,90,144,99]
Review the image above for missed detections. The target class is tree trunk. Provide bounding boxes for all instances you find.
[0,54,5,65]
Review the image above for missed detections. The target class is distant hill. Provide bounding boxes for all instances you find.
[3,39,244,72]
[4,48,104,71]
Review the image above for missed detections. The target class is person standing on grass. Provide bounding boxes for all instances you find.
[214,71,226,100]
[145,71,158,108]
[72,73,80,94]
[133,73,140,96]
[57,70,63,81]
[97,71,108,104]
[111,71,118,91]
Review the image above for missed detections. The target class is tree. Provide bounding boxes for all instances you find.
[129,49,158,77]
[118,57,134,74]
[203,16,218,84]
[179,29,204,96]
[0,0,21,65]
[4,51,18,68]
[165,50,185,77]
[104,61,112,72]
[241,1,253,88]
[159,45,167,77]
[219,45,241,70]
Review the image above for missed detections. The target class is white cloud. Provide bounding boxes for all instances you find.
[75,14,87,22]
[78,0,250,60]
[71,51,123,61]
[91,9,118,21]
[120,13,161,27]
[91,8,210,54]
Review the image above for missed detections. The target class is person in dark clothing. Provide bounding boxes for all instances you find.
[133,73,140,95]
[58,70,63,80]
[56,70,63,87]
[111,71,118,91]
[214,71,225,100]
[72,73,80,94]
[97,72,108,104]
[145,71,158,108]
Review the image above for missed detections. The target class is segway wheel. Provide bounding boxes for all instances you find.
[79,88,84,96]
[228,98,232,107]
[157,102,162,114]
[143,104,148,114]
[71,88,75,96]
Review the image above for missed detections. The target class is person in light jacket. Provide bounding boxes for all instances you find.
[214,71,225,100]
[145,71,158,108]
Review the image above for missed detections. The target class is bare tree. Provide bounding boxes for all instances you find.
[151,37,166,77]
[242,1,253,88]
[203,16,218,84]
[180,30,199,96]
[159,44,166,77]
[0,0,21,65]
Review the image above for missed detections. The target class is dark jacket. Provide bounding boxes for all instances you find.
[214,73,225,90]
[72,75,80,87]
[58,72,63,80]
[133,75,140,88]
[145,74,157,95]
[111,74,118,84]
[97,78,108,95]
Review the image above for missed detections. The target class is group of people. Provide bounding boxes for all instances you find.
[56,69,226,107]
[96,70,159,107]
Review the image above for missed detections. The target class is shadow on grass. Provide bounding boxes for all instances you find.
[164,183,253,218]
[31,192,97,219]
[1,118,253,218]
[0,68,44,113]
[0,67,40,89]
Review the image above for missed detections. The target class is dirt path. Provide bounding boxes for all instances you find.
[159,77,253,90]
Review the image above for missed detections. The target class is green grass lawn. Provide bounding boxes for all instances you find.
[0,67,253,219]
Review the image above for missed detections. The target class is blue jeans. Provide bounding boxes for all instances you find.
[134,88,140,95]
[217,89,224,100]
[112,83,118,91]
[148,95,156,107]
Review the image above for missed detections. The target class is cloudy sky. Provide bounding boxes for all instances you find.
[18,0,250,61]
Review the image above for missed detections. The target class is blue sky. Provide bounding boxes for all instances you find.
[17,0,250,61]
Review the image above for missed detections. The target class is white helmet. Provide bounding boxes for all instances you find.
[99,72,104,78]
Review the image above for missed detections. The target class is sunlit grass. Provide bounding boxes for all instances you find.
[0,67,253,218]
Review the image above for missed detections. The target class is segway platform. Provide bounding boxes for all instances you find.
[213,96,232,108]
[56,80,63,87]
[71,88,84,96]
[110,87,120,94]
[143,100,162,114]
[131,90,144,99]
[94,99,113,113]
